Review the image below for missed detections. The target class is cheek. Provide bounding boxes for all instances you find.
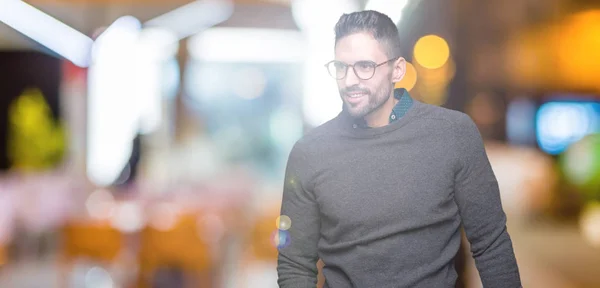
[372,75,392,92]
[360,79,379,94]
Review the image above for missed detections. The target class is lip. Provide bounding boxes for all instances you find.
[345,93,368,104]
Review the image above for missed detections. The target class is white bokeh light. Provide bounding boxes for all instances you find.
[292,0,361,127]
[365,0,410,25]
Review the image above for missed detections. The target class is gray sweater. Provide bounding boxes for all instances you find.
[277,99,521,288]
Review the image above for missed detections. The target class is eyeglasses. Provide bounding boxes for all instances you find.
[324,57,399,80]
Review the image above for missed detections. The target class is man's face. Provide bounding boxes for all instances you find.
[334,32,398,118]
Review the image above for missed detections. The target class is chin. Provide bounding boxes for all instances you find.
[344,105,368,118]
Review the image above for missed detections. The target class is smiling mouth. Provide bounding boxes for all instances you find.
[347,93,368,98]
[345,93,368,104]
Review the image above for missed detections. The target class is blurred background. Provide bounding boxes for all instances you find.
[0,0,600,287]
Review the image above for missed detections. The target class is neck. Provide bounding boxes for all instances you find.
[364,92,398,128]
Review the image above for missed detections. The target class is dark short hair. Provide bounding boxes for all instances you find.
[334,10,401,58]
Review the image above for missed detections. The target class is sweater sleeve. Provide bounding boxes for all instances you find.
[452,114,522,288]
[277,143,321,288]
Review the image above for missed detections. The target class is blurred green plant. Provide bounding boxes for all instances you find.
[7,88,66,171]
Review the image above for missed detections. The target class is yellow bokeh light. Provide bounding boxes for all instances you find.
[506,9,600,92]
[395,62,417,91]
[413,35,450,70]
[555,10,600,90]
[411,58,455,106]
[580,201,600,248]
[276,215,292,231]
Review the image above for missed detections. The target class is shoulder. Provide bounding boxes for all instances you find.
[285,117,341,185]
[408,100,476,135]
[292,115,342,155]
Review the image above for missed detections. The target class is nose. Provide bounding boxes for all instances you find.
[344,67,360,87]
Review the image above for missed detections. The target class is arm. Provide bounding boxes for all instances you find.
[277,143,321,288]
[452,114,522,288]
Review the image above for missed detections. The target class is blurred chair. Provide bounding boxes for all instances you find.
[137,211,216,288]
[59,220,125,287]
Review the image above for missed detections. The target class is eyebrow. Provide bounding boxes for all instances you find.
[333,59,377,65]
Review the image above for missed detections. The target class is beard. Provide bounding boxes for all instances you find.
[340,78,394,119]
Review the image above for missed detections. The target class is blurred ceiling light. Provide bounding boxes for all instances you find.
[413,34,450,70]
[92,16,142,63]
[395,61,417,91]
[145,0,234,40]
[134,28,179,135]
[87,16,142,187]
[188,28,305,63]
[365,0,409,25]
[0,0,93,67]
[135,27,179,62]
[291,0,360,34]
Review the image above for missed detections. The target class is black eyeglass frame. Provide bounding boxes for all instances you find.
[324,57,400,80]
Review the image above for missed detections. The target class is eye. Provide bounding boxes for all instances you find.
[354,61,375,72]
[333,61,347,70]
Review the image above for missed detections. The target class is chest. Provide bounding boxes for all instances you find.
[312,135,457,237]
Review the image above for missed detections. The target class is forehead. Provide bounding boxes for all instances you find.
[334,32,388,63]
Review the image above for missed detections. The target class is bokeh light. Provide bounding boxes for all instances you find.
[364,0,409,25]
[275,215,292,231]
[394,61,417,91]
[288,177,297,188]
[85,189,115,220]
[580,202,600,248]
[291,0,359,33]
[149,202,180,231]
[413,35,450,70]
[537,102,600,155]
[555,10,600,90]
[84,266,114,288]
[110,201,144,233]
[412,58,455,106]
[561,134,600,198]
[271,229,291,249]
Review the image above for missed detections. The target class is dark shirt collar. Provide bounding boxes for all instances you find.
[351,88,414,128]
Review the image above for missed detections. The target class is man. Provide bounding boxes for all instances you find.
[277,10,521,288]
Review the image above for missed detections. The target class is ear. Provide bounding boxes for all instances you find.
[391,57,406,83]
